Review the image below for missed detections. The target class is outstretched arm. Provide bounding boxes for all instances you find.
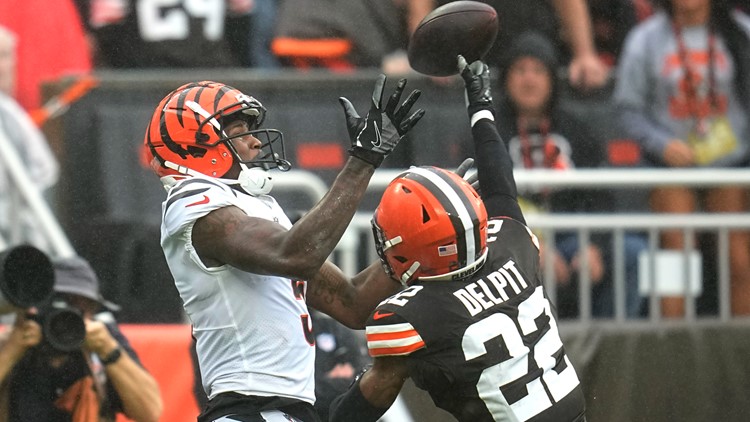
[306,261,403,329]
[194,159,375,280]
[458,56,525,224]
[193,76,424,281]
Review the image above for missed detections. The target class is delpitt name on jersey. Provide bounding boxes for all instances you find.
[453,259,529,316]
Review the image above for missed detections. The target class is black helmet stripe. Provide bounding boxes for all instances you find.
[214,84,233,117]
[174,85,191,127]
[159,89,187,158]
[403,167,480,266]
[159,84,207,158]
[145,120,164,165]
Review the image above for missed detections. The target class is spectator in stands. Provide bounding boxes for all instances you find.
[634,0,657,21]
[422,0,610,90]
[493,31,647,318]
[82,0,239,68]
[0,0,92,112]
[219,0,281,68]
[0,256,163,421]
[588,0,641,68]
[0,25,60,250]
[271,0,414,72]
[614,0,750,317]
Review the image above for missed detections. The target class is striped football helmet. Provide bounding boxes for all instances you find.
[143,81,290,180]
[372,166,488,285]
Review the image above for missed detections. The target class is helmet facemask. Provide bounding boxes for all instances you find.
[223,128,291,172]
[144,81,291,194]
[371,219,406,285]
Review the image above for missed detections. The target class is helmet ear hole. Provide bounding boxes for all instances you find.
[422,206,431,223]
[393,256,408,264]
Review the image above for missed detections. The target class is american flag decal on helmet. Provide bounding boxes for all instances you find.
[438,244,458,256]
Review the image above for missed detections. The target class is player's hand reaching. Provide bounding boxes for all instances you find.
[455,157,481,194]
[457,55,494,123]
[339,74,425,168]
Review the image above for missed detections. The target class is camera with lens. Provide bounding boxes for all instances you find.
[1,245,87,353]
[30,297,87,353]
[0,245,55,314]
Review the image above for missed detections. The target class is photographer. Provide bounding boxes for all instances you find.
[0,256,162,422]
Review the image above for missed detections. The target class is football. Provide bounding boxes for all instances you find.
[407,1,499,77]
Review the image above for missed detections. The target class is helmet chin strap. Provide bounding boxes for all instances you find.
[163,161,273,196]
[231,163,273,195]
[418,248,489,282]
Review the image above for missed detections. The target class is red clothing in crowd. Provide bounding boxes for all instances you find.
[0,0,92,112]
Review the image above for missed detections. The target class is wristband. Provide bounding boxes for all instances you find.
[101,347,123,366]
[348,146,384,168]
[470,109,495,127]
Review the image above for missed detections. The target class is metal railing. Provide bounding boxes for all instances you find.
[5,135,750,324]
[338,168,750,324]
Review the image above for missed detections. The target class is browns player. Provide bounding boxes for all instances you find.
[142,77,423,422]
[329,56,586,422]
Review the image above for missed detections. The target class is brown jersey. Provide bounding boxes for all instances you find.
[365,217,586,422]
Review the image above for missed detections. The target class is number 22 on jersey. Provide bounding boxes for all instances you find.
[462,286,579,420]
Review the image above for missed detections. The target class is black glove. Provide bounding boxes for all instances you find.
[457,55,494,121]
[455,157,481,195]
[339,74,425,168]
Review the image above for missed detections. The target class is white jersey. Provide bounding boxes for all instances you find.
[160,175,315,403]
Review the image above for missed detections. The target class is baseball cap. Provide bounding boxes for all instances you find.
[52,256,120,311]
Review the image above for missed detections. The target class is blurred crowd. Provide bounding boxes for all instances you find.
[2,0,750,420]
[1,0,750,347]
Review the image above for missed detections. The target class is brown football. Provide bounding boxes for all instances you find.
[408,1,499,77]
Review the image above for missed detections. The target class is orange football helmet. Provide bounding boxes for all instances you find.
[372,166,488,285]
[143,81,289,179]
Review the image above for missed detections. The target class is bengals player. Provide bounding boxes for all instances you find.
[142,78,423,422]
[329,56,586,422]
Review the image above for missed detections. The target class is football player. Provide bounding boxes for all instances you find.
[328,57,586,422]
[142,77,423,422]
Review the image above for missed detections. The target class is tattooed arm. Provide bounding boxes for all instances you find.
[306,261,403,329]
[194,201,401,329]
[192,158,375,281]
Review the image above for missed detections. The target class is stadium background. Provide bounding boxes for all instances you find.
[42,70,750,422]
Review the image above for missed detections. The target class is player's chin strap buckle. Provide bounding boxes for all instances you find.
[383,236,402,251]
[401,262,421,286]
